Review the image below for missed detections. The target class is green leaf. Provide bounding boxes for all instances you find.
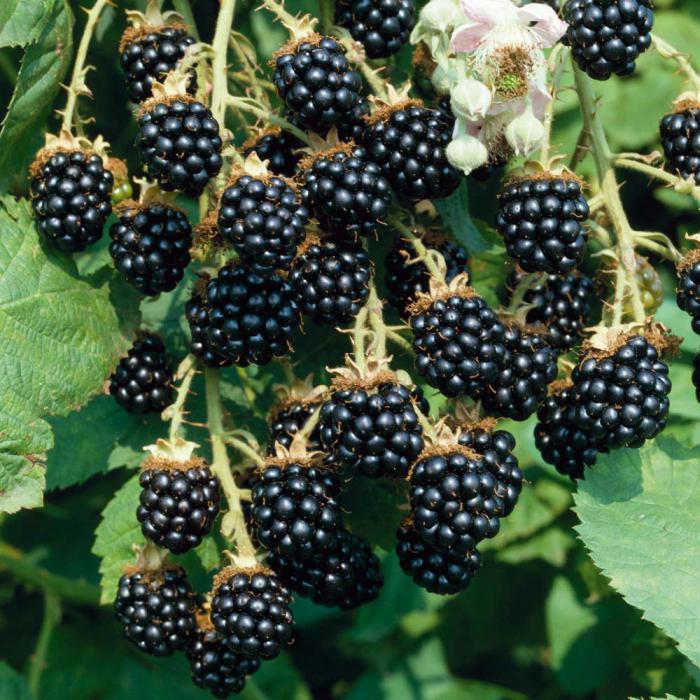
[0,662,32,700]
[494,526,575,567]
[0,198,138,513]
[0,0,53,47]
[92,475,144,604]
[574,437,700,668]
[435,181,492,253]
[630,696,699,700]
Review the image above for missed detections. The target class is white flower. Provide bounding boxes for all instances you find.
[411,0,465,44]
[504,106,545,155]
[450,77,492,120]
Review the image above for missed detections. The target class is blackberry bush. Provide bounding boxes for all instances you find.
[660,104,700,184]
[676,251,700,334]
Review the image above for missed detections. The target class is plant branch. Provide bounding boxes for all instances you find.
[226,96,312,144]
[211,0,238,127]
[386,328,412,352]
[652,34,700,92]
[614,156,700,200]
[390,219,445,282]
[224,434,266,469]
[27,591,61,696]
[165,355,197,442]
[540,44,567,164]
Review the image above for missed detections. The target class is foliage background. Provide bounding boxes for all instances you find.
[0,0,699,699]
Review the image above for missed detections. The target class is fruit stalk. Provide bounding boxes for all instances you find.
[652,34,700,92]
[165,354,197,442]
[27,590,61,696]
[211,0,238,127]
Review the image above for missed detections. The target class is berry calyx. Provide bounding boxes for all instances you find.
[676,248,700,334]
[660,103,700,184]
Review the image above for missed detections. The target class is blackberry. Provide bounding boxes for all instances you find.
[119,25,196,104]
[269,530,382,609]
[114,566,196,656]
[562,0,653,80]
[268,400,323,454]
[243,129,303,178]
[30,149,113,252]
[137,458,220,554]
[694,355,700,403]
[319,380,428,477]
[572,335,672,449]
[109,201,192,295]
[409,448,502,552]
[288,237,372,325]
[300,145,392,238]
[187,624,261,698]
[284,96,370,144]
[384,235,469,316]
[137,98,222,196]
[660,106,700,184]
[251,462,343,559]
[109,332,174,414]
[676,252,700,334]
[396,519,480,594]
[211,568,293,660]
[186,264,300,367]
[478,324,559,421]
[506,271,594,351]
[535,383,603,479]
[363,102,461,201]
[217,175,309,273]
[272,36,363,133]
[410,291,507,398]
[335,0,416,59]
[496,175,589,274]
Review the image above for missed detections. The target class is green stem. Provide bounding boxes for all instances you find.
[319,0,334,34]
[227,96,312,144]
[652,34,700,91]
[27,591,61,696]
[211,0,237,127]
[615,156,700,199]
[167,355,197,442]
[386,328,412,352]
[390,219,445,282]
[235,367,259,408]
[506,272,543,315]
[224,434,266,469]
[352,306,369,374]
[539,44,567,164]
[366,282,387,360]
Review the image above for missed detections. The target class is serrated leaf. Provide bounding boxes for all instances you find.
[92,475,144,604]
[574,438,700,668]
[0,662,32,700]
[0,0,53,47]
[0,198,139,512]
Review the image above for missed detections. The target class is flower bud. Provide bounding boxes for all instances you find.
[446,133,489,174]
[450,78,492,120]
[431,65,451,95]
[420,0,464,33]
[504,108,544,156]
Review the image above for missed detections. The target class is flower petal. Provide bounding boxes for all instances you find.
[451,24,491,53]
[460,0,517,24]
[516,4,568,46]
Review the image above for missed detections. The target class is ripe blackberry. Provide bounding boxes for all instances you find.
[363,102,460,201]
[694,355,700,403]
[676,251,700,334]
[186,264,300,367]
[319,380,428,477]
[478,324,559,421]
[535,383,603,479]
[385,235,469,316]
[137,458,220,554]
[335,0,415,59]
[660,105,700,184]
[30,149,113,252]
[572,335,672,449]
[496,175,589,274]
[562,0,653,80]
[288,237,372,325]
[119,25,196,104]
[409,448,502,553]
[272,36,363,133]
[243,129,303,178]
[300,145,392,238]
[114,566,196,656]
[396,519,481,595]
[109,332,174,414]
[506,271,594,351]
[268,530,382,609]
[210,568,293,660]
[187,623,261,699]
[284,96,370,144]
[268,400,323,454]
[410,291,507,398]
[137,98,222,196]
[109,201,192,295]
[217,174,309,273]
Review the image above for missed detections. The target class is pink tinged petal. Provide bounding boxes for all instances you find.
[451,24,491,53]
[516,4,568,46]
[530,82,552,120]
[460,0,518,24]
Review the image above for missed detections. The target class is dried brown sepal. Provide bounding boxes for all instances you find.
[408,422,481,480]
[270,373,328,414]
[141,454,208,473]
[547,378,574,396]
[193,210,225,252]
[327,354,396,391]
[677,246,700,274]
[412,42,437,76]
[671,95,700,114]
[138,91,198,118]
[298,141,356,172]
[212,564,271,594]
[118,22,189,54]
[195,609,215,633]
[502,165,585,190]
[270,31,327,64]
[582,321,682,361]
[115,196,185,218]
[364,98,424,126]
[225,153,297,192]
[29,144,92,180]
[406,272,476,317]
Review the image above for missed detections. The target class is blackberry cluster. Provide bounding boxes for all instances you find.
[114,567,196,657]
[660,106,700,184]
[335,0,415,59]
[30,149,113,252]
[572,335,672,449]
[496,176,589,274]
[562,0,653,80]
[187,626,261,699]
[137,98,222,196]
[411,292,506,398]
[267,400,323,454]
[109,332,174,414]
[251,462,343,559]
[319,382,428,477]
[535,384,604,479]
[217,175,309,273]
[506,271,594,350]
[243,129,302,178]
[272,37,363,132]
[363,103,461,201]
[186,264,300,367]
[384,235,469,316]
[137,461,221,554]
[396,519,481,595]
[300,146,392,238]
[478,325,559,421]
[288,238,372,325]
[676,255,700,334]
[269,530,382,609]
[109,202,192,295]
[120,26,196,103]
[210,568,293,660]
